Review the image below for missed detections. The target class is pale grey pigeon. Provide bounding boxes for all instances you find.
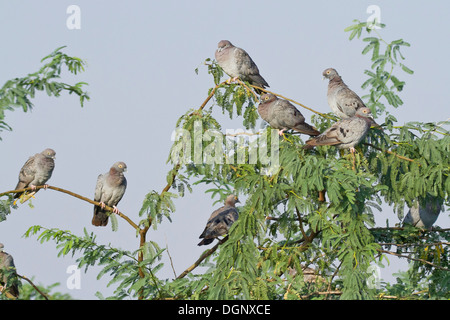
[92,162,127,227]
[215,40,269,93]
[0,243,19,298]
[258,93,320,137]
[323,68,367,119]
[14,148,56,203]
[304,107,374,153]
[198,194,240,246]
[403,199,443,229]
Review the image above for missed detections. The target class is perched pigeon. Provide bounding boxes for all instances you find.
[198,194,240,246]
[258,93,320,136]
[304,107,374,153]
[323,68,367,119]
[14,148,56,202]
[215,40,269,93]
[92,162,127,227]
[403,199,443,229]
[0,243,19,298]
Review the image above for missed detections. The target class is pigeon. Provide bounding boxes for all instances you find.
[323,68,367,119]
[92,161,127,227]
[258,93,320,137]
[0,243,19,298]
[215,40,269,93]
[403,199,442,229]
[14,148,56,202]
[198,194,240,246]
[304,107,374,153]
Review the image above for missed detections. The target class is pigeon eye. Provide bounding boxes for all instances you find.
[118,164,123,168]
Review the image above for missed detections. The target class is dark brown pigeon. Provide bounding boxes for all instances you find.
[258,93,320,137]
[198,194,240,246]
[92,162,127,227]
[14,148,56,203]
[215,40,269,93]
[323,68,367,119]
[0,243,19,298]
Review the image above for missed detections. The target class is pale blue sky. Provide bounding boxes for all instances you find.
[0,1,448,299]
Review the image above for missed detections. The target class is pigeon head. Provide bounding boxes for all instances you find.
[355,107,373,118]
[225,194,240,206]
[41,148,56,159]
[217,40,233,52]
[259,93,277,104]
[322,68,339,81]
[355,107,380,127]
[112,161,127,173]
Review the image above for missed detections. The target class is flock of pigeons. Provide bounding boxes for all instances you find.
[216,40,379,154]
[0,40,444,298]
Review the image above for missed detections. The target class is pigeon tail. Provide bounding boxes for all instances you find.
[197,238,214,246]
[293,124,321,136]
[92,208,109,227]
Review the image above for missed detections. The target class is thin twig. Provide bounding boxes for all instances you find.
[363,142,415,162]
[252,85,332,119]
[165,238,177,278]
[176,236,229,280]
[295,208,308,240]
[1,186,139,230]
[378,249,449,271]
[236,79,259,100]
[16,274,49,300]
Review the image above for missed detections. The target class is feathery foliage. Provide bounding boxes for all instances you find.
[0,46,89,139]
[1,23,448,300]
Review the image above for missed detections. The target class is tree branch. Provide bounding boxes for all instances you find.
[363,142,415,162]
[0,185,139,230]
[16,274,49,300]
[251,85,332,119]
[176,236,229,280]
[377,249,449,271]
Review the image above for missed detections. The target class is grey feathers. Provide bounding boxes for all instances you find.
[403,199,443,229]
[215,40,269,91]
[14,148,56,201]
[92,162,127,227]
[0,243,19,298]
[323,68,367,119]
[258,93,320,136]
[198,195,240,246]
[305,107,374,151]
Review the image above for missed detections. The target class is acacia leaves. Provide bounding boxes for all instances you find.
[2,22,448,301]
[345,20,413,117]
[0,46,89,138]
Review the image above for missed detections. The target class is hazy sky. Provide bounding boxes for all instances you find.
[0,1,448,299]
